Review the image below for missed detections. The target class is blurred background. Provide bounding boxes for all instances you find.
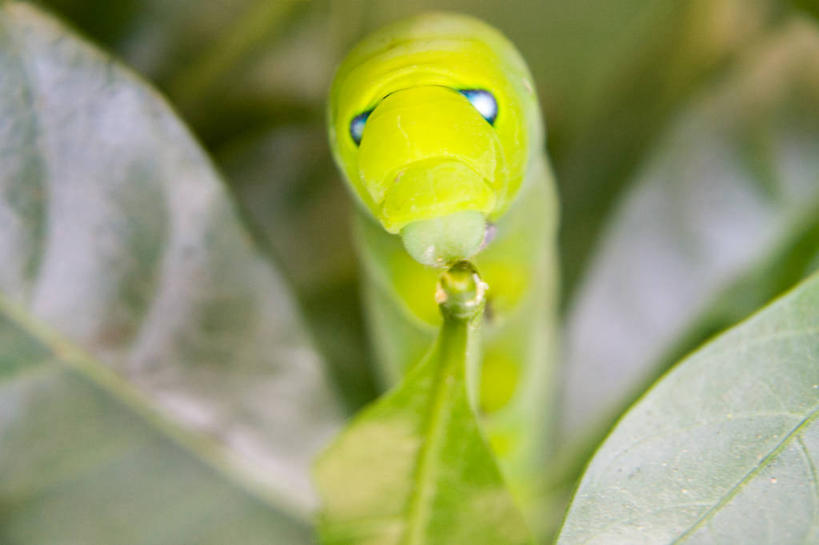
[13,0,819,537]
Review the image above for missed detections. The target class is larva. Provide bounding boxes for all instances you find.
[327,11,559,507]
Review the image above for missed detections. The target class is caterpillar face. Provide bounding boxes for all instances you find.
[328,13,542,266]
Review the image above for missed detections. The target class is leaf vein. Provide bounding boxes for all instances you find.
[595,411,805,485]
[0,292,312,523]
[402,352,458,545]
[670,403,819,544]
[796,436,819,534]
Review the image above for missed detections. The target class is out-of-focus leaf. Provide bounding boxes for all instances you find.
[218,125,378,411]
[218,126,354,301]
[171,3,330,147]
[34,0,315,144]
[0,2,343,539]
[556,271,819,545]
[561,20,819,443]
[31,0,142,46]
[35,0,301,87]
[555,0,780,297]
[0,299,313,544]
[314,264,532,545]
[790,0,819,19]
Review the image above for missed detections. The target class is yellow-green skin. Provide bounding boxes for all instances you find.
[328,12,559,511]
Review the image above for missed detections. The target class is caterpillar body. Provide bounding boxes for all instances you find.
[327,12,559,506]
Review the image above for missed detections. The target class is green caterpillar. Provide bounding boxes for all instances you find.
[327,12,558,507]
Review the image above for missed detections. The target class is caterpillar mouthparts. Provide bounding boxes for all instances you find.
[400,210,487,268]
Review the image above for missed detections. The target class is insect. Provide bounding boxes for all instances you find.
[327,12,559,508]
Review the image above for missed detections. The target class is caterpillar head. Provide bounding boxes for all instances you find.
[328,12,542,267]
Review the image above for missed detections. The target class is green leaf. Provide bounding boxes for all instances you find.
[37,0,317,146]
[554,0,780,294]
[0,2,343,541]
[556,271,819,544]
[218,124,379,411]
[561,20,819,444]
[789,0,819,19]
[314,263,532,545]
[0,296,313,544]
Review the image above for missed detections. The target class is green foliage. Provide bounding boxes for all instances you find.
[0,297,313,544]
[0,3,340,542]
[2,1,819,544]
[315,262,532,545]
[561,20,819,451]
[557,272,819,544]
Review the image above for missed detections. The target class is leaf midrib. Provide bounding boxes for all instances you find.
[0,292,312,524]
[671,402,819,544]
[403,342,460,545]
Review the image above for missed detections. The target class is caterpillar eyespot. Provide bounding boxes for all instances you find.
[459,89,498,125]
[349,109,371,146]
[349,88,496,147]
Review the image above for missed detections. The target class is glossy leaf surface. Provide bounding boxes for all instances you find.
[557,272,819,544]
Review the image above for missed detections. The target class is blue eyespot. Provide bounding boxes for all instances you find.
[349,110,371,146]
[459,89,498,125]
